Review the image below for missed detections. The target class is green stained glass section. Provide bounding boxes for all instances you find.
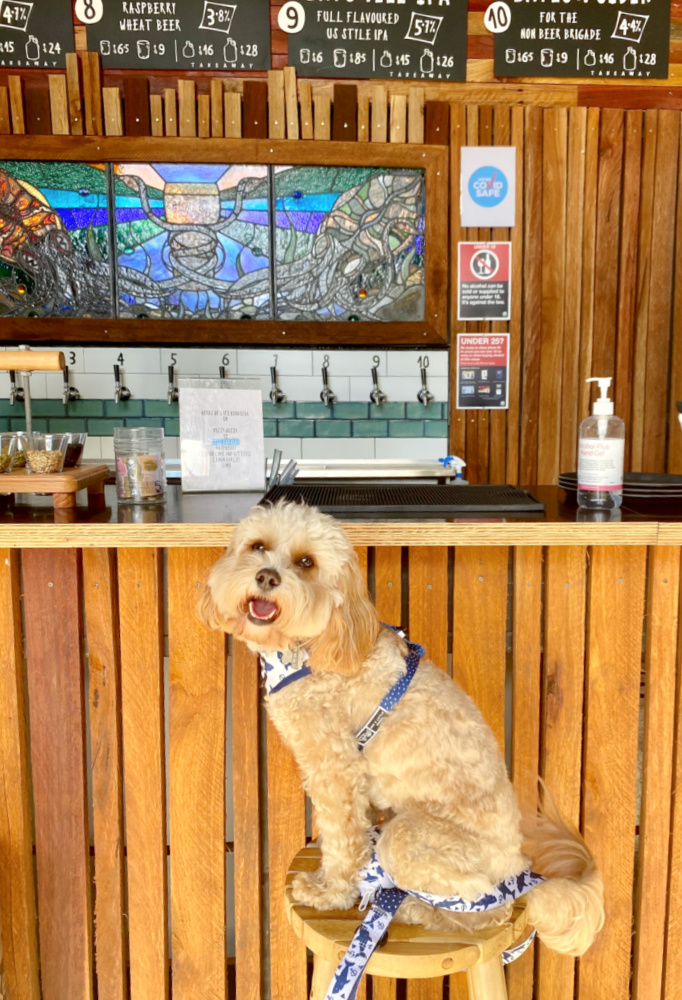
[273,165,426,322]
[0,161,111,318]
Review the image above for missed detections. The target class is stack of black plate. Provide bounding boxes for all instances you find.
[559,472,682,500]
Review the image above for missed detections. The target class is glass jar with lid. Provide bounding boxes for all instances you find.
[114,427,166,504]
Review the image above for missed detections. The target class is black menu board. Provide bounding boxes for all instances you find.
[494,0,670,79]
[80,0,271,70]
[0,0,75,68]
[285,0,468,81]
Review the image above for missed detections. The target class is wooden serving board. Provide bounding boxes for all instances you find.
[0,464,110,509]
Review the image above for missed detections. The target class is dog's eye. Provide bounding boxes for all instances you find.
[251,541,265,552]
[297,555,315,569]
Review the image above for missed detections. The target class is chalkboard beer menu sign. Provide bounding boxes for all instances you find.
[0,0,75,68]
[493,0,670,79]
[284,0,468,81]
[79,0,271,70]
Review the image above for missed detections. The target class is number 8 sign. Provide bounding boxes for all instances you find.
[75,0,103,23]
[278,1,305,33]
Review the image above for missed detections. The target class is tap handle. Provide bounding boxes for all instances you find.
[372,367,380,387]
[270,366,277,382]
[9,370,16,388]
[114,364,121,382]
[322,367,329,387]
[168,364,175,383]
[420,367,428,387]
[64,366,70,385]
[219,365,226,379]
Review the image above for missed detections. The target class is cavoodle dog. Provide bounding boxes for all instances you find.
[200,501,604,955]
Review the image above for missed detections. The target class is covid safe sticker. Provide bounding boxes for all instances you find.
[461,147,516,227]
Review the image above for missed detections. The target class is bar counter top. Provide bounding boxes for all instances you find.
[0,484,681,547]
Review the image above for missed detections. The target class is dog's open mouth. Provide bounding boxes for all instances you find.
[248,598,281,625]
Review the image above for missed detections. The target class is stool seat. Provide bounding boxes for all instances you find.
[285,846,532,1000]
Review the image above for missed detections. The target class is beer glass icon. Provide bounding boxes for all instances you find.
[137,40,151,59]
[100,39,111,55]
[333,48,347,68]
[540,48,554,68]
[505,49,516,63]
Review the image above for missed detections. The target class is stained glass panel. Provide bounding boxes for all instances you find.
[273,166,426,322]
[0,161,111,318]
[113,163,271,319]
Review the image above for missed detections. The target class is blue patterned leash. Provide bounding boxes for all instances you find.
[355,625,425,749]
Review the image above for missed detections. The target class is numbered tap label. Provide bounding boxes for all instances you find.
[75,0,103,24]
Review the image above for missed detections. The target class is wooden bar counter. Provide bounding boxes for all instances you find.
[0,484,680,1000]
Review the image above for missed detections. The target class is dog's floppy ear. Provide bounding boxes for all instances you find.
[197,581,229,631]
[307,551,380,676]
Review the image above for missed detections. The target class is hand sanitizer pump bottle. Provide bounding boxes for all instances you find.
[577,376,625,510]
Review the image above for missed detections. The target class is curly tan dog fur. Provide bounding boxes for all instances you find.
[200,501,604,955]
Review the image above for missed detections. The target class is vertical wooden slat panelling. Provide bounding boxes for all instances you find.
[507,546,542,1000]
[506,106,524,485]
[407,87,424,144]
[408,547,448,672]
[559,108,587,475]
[374,547,402,627]
[538,107,568,485]
[150,95,164,137]
[668,119,682,475]
[210,79,224,137]
[48,75,69,134]
[614,110,643,471]
[168,549,227,1000]
[475,104,493,486]
[632,547,680,1000]
[8,76,24,134]
[464,104,480,483]
[65,52,84,135]
[164,88,178,136]
[24,86,50,135]
[299,80,314,139]
[643,111,680,472]
[267,721,307,1000]
[664,551,682,1000]
[313,92,331,140]
[332,84,357,141]
[0,550,40,1000]
[449,102,467,463]
[577,108,600,425]
[390,94,407,143]
[592,109,624,382]
[22,549,93,1000]
[489,105,510,485]
[371,84,388,143]
[82,548,127,1000]
[117,548,169,1000]
[268,70,286,139]
[242,81,267,139]
[452,547,509,750]
[178,80,197,137]
[199,94,212,137]
[224,90,241,139]
[536,546,586,1000]
[520,107,542,485]
[232,641,263,1000]
[0,88,9,134]
[284,67,299,139]
[123,77,150,136]
[578,546,647,1000]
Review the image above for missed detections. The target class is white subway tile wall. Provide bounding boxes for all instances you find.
[1,347,451,462]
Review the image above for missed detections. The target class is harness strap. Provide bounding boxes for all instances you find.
[355,625,425,749]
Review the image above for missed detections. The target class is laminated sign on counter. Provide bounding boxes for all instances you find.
[179,377,265,492]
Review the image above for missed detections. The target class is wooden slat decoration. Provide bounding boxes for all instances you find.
[538,107,568,485]
[211,79,224,138]
[424,101,449,145]
[168,549,227,1000]
[371,84,388,143]
[358,93,370,142]
[374,547,402,627]
[577,106,600,425]
[390,94,407,144]
[65,52,84,135]
[268,70,286,139]
[7,76,24,134]
[314,92,331,141]
[83,51,103,136]
[464,104,481,484]
[665,552,682,1000]
[232,641,263,1000]
[408,547,448,673]
[198,94,211,138]
[520,106,542,485]
[22,549,93,1000]
[224,88,241,139]
[117,548,169,1000]
[48,75,69,135]
[102,88,123,137]
[407,87,424,144]
[578,545,647,1000]
[592,109,624,381]
[332,83,357,142]
[0,88,9,134]
[506,105,525,484]
[150,94,164,137]
[267,720,307,1000]
[536,546,587,1000]
[452,547,509,750]
[284,66,300,140]
[178,80,197,138]
[670,120,682,475]
[643,111,680,472]
[164,87,178,137]
[242,81,267,139]
[24,85,50,135]
[299,80,314,140]
[490,105,510,486]
[0,550,40,1000]
[506,546,542,1000]
[123,76,150,136]
[632,547,679,1000]
[448,101,467,464]
[82,548,126,1000]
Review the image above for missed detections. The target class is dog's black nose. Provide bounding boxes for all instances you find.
[255,567,281,591]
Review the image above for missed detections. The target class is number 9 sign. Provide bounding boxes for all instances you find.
[75,0,103,23]
[278,1,305,33]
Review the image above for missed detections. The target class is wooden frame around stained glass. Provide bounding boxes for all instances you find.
[0,136,449,346]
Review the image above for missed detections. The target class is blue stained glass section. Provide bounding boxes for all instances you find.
[114,163,270,320]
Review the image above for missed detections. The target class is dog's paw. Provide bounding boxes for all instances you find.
[292,870,358,910]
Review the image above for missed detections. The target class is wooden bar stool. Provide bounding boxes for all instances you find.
[285,846,531,1000]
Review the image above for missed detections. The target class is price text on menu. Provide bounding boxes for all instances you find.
[79,0,271,70]
[287,0,468,80]
[493,0,670,79]
[0,0,74,68]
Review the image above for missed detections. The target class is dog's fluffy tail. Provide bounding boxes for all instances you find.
[523,785,604,957]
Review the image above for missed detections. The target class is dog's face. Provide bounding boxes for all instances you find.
[199,502,379,674]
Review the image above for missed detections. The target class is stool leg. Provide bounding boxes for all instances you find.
[311,955,338,1000]
[466,957,508,1000]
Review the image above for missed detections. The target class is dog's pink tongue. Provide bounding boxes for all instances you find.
[251,599,278,619]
